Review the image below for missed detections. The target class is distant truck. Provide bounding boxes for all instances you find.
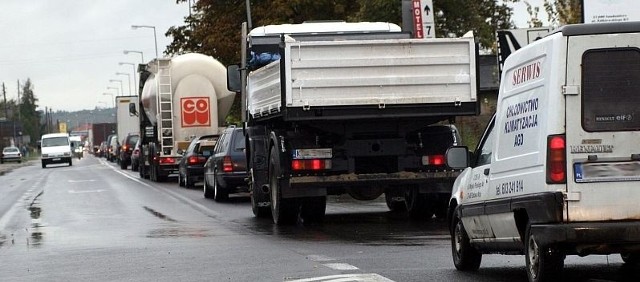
[90,122,116,156]
[136,53,235,182]
[115,95,140,164]
[228,22,479,224]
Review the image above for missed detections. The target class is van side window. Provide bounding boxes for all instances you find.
[475,117,496,166]
[582,47,640,132]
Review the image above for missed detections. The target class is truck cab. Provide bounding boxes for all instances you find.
[446,21,640,282]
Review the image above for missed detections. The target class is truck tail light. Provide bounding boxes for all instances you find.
[223,156,234,172]
[422,154,445,166]
[122,145,128,151]
[291,159,332,171]
[546,134,566,184]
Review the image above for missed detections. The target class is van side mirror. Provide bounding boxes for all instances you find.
[446,146,470,169]
[227,64,242,92]
[129,102,138,117]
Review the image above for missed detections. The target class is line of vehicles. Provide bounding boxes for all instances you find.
[73,20,640,282]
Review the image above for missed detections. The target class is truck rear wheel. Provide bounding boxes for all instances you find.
[269,147,299,225]
[405,187,433,219]
[385,190,406,212]
[300,196,326,224]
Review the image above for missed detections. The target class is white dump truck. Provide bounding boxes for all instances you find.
[136,53,235,182]
[228,22,479,224]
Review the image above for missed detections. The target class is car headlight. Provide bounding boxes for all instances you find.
[63,152,71,157]
[42,154,49,158]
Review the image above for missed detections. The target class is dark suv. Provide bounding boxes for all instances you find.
[203,127,248,201]
[119,133,139,169]
[177,134,219,188]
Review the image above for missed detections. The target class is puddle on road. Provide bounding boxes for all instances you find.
[27,193,45,247]
[143,206,177,222]
[146,226,213,239]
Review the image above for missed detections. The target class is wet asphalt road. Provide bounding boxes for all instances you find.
[0,155,638,281]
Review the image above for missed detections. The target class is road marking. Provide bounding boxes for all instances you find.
[67,179,97,183]
[307,254,335,262]
[323,263,359,271]
[68,189,106,194]
[101,159,221,219]
[288,274,394,282]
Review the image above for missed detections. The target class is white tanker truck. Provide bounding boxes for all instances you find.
[134,53,235,182]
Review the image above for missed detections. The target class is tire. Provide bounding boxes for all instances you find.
[385,191,406,212]
[185,173,195,188]
[405,187,432,219]
[132,162,139,172]
[250,169,271,218]
[178,172,185,187]
[269,147,299,225]
[525,224,564,282]
[621,253,640,264]
[300,196,326,224]
[203,176,214,199]
[120,160,127,169]
[451,209,482,271]
[213,172,229,202]
[69,159,73,166]
[41,161,46,168]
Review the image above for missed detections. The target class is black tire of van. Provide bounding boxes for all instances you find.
[451,209,482,271]
[525,224,564,282]
[385,190,407,212]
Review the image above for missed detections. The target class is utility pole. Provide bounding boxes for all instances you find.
[2,83,6,118]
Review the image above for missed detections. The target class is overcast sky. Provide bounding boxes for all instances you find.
[0,1,537,112]
[0,0,189,112]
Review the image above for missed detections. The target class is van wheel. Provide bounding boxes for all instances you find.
[41,161,46,168]
[621,253,640,264]
[525,224,564,282]
[69,160,73,166]
[451,210,482,271]
[269,147,299,225]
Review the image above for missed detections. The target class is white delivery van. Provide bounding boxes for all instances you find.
[445,21,640,282]
[41,133,73,168]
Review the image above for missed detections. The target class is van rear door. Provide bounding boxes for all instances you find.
[565,29,640,222]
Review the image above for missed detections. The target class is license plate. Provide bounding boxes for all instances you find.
[292,148,332,160]
[574,161,640,183]
[52,158,61,161]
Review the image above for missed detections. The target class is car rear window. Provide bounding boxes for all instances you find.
[233,130,245,151]
[3,147,19,153]
[582,48,640,132]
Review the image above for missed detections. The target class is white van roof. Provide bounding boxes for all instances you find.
[42,133,69,139]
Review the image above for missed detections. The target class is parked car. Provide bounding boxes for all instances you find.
[131,138,141,172]
[119,133,139,169]
[177,134,219,188]
[203,127,248,201]
[1,146,22,164]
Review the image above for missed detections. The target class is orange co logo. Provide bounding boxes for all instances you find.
[181,97,210,127]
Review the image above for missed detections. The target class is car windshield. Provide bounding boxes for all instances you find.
[42,137,69,147]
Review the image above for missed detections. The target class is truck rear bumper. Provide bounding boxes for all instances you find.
[290,171,460,188]
[531,221,640,255]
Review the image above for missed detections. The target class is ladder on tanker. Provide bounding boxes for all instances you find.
[156,58,174,155]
